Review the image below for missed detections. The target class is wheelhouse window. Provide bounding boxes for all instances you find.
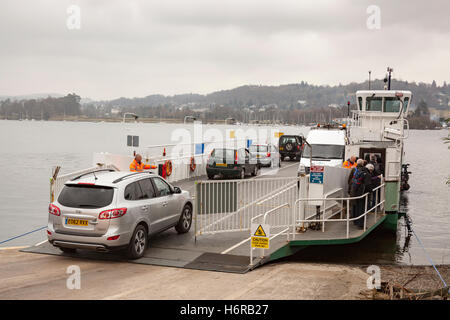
[403,97,409,113]
[358,97,363,110]
[384,97,401,113]
[366,97,382,111]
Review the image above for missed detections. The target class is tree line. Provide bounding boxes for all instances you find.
[0,94,81,120]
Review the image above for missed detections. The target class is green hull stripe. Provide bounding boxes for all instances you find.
[385,181,400,212]
[269,215,388,261]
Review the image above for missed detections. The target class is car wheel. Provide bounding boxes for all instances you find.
[207,174,214,180]
[126,225,147,260]
[175,204,193,234]
[59,247,76,254]
[240,168,245,179]
[251,165,258,176]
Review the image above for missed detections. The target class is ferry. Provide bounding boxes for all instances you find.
[23,86,412,273]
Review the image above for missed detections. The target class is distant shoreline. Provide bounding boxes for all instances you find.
[0,117,445,130]
[0,116,292,126]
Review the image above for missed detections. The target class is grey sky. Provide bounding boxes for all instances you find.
[0,0,449,100]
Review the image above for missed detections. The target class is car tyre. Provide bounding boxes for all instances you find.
[126,225,147,260]
[59,247,76,254]
[175,204,193,234]
[240,168,245,179]
[207,174,214,180]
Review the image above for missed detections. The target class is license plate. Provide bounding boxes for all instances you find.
[279,147,284,151]
[256,155,261,158]
[65,218,89,226]
[216,163,227,167]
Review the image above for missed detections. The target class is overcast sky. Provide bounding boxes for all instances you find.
[0,0,449,100]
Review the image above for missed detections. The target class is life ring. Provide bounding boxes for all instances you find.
[189,156,196,172]
[165,160,172,177]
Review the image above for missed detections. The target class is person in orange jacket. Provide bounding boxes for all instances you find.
[343,156,357,169]
[130,154,156,172]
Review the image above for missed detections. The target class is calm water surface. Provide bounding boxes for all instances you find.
[0,120,448,265]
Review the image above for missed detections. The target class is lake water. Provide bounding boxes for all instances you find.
[0,120,448,265]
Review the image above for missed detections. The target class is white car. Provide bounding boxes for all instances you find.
[249,144,281,168]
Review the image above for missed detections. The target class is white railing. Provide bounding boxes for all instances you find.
[249,203,291,265]
[154,153,209,184]
[293,181,385,239]
[195,177,298,237]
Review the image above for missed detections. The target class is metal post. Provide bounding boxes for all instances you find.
[364,194,368,231]
[346,199,350,238]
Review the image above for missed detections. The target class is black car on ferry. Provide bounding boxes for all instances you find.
[206,148,259,179]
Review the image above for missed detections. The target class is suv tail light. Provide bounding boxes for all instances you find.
[297,145,300,150]
[49,204,60,216]
[99,208,128,220]
[267,152,271,157]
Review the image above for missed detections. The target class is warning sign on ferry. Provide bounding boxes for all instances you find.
[310,165,324,184]
[251,224,270,249]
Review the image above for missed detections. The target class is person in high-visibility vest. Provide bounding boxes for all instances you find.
[130,154,156,172]
[343,156,357,169]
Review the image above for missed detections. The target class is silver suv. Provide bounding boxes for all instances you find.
[47,170,193,259]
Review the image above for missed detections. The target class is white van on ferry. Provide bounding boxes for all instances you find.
[298,126,346,173]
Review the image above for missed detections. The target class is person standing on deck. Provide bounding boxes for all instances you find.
[366,163,381,209]
[130,154,156,172]
[343,156,357,169]
[350,159,371,229]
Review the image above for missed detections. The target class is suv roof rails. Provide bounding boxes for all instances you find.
[112,171,153,184]
[72,169,117,181]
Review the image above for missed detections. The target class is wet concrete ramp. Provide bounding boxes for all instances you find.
[20,229,265,274]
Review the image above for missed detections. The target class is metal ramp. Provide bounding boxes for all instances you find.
[20,226,290,273]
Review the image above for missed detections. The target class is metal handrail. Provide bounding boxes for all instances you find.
[293,181,385,239]
[250,203,290,265]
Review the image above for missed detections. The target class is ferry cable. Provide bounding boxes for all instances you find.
[0,226,46,245]
[410,226,448,292]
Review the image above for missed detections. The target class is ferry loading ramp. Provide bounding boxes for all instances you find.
[21,162,387,273]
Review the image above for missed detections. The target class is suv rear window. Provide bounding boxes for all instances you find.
[249,145,268,152]
[58,185,114,208]
[280,136,299,144]
[212,149,235,159]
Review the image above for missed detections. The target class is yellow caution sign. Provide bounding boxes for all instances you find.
[229,130,235,138]
[254,225,267,237]
[251,236,269,249]
[274,132,284,138]
[251,223,270,249]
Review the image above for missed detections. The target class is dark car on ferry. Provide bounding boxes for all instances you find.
[206,148,259,179]
[278,135,304,161]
